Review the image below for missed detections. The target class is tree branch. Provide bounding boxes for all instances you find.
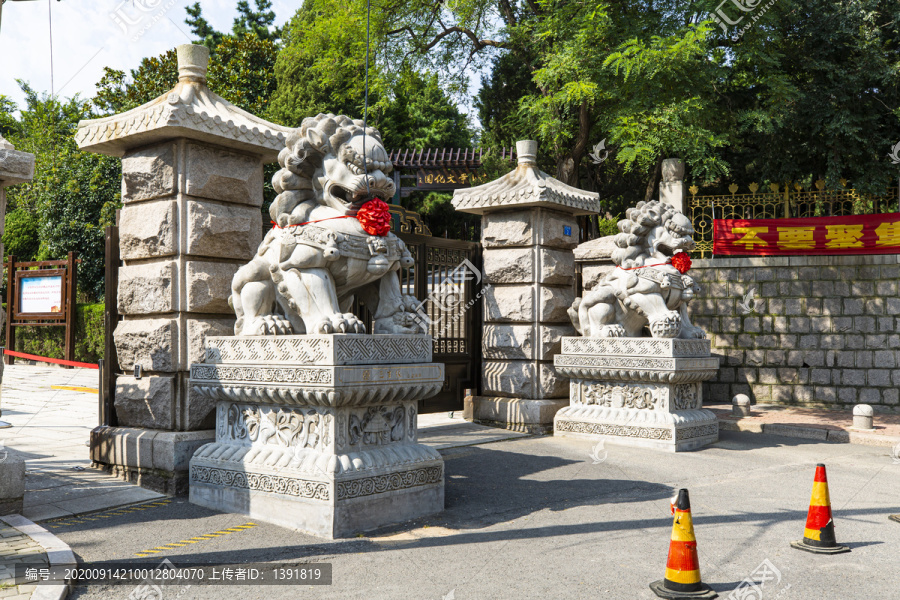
[403,25,508,52]
[498,0,517,26]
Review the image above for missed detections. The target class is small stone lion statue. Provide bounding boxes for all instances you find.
[569,200,705,339]
[230,114,424,336]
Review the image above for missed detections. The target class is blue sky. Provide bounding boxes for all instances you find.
[0,0,297,113]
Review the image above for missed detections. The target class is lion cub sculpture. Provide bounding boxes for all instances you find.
[569,200,705,339]
[230,114,424,336]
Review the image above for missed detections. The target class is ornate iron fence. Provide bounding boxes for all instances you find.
[688,180,900,257]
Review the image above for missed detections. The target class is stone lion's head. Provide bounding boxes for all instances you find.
[611,200,695,269]
[269,113,396,225]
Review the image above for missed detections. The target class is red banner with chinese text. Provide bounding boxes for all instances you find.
[713,214,900,255]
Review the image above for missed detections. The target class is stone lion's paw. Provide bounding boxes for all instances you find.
[648,311,682,338]
[313,314,366,334]
[374,310,427,335]
[400,295,422,314]
[246,316,293,335]
[600,325,627,338]
[681,325,706,339]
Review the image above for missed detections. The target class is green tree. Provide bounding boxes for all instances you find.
[267,0,374,125]
[372,67,471,149]
[374,0,728,212]
[267,0,472,145]
[707,0,900,194]
[3,83,120,299]
[93,52,178,115]
[475,50,540,150]
[186,0,281,49]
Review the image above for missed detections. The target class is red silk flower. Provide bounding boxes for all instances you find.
[356,199,391,236]
[670,252,692,274]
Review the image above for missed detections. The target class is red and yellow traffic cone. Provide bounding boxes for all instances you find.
[650,489,717,599]
[790,463,850,554]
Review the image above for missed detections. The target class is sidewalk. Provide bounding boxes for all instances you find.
[708,402,900,448]
[0,515,73,600]
[0,365,163,522]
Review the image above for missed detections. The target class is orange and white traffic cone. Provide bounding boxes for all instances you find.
[790,463,850,554]
[650,489,718,599]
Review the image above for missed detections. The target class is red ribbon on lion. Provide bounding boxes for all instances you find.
[270,199,392,236]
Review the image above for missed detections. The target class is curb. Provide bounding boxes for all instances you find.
[718,418,900,448]
[0,514,75,600]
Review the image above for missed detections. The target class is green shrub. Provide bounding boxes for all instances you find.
[2,209,40,261]
[1,303,105,364]
[597,215,621,237]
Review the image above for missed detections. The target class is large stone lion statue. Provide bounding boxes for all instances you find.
[569,200,705,339]
[230,113,424,336]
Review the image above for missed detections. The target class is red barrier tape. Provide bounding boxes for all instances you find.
[3,349,99,370]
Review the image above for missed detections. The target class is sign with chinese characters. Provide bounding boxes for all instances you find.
[713,214,900,255]
[416,169,488,190]
[19,275,64,314]
[6,252,79,367]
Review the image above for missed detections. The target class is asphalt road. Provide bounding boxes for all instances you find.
[53,431,900,600]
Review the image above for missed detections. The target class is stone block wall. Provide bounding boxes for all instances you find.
[690,255,900,412]
[114,139,262,431]
[480,208,579,399]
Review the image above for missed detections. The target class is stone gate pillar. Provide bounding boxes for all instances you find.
[76,44,290,493]
[659,158,686,214]
[452,140,601,432]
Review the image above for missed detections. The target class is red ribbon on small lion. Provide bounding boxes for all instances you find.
[618,252,692,274]
[270,199,391,237]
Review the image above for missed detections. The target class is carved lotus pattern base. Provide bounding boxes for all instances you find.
[555,337,719,451]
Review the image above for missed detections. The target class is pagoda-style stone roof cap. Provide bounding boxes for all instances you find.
[0,135,36,187]
[75,44,291,161]
[452,140,601,216]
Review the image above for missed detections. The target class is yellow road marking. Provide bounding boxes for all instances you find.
[133,522,257,556]
[46,499,173,528]
[50,385,100,394]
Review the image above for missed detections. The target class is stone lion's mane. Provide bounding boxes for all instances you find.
[611,200,688,269]
[268,113,385,222]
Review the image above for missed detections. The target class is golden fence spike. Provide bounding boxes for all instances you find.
[815,179,826,190]
[728,183,739,194]
[748,182,759,194]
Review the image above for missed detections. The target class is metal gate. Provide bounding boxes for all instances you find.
[394,232,482,414]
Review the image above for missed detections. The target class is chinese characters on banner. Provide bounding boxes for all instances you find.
[416,169,486,189]
[713,214,900,255]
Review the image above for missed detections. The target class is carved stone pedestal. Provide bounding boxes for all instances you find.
[188,334,445,538]
[554,338,719,452]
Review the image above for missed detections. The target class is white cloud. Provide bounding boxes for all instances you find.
[0,0,295,112]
